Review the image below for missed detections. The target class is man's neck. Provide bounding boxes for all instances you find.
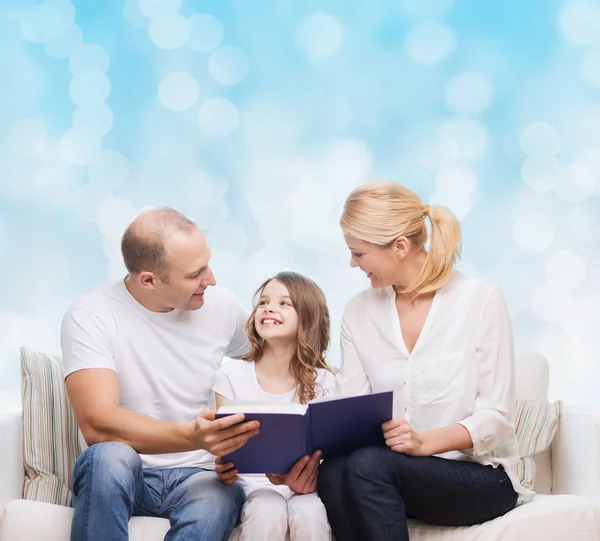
[123,275,173,313]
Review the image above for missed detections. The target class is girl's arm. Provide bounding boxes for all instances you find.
[215,393,227,409]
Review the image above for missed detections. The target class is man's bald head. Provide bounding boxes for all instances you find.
[121,207,198,282]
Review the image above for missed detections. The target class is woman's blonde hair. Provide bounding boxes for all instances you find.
[242,271,334,404]
[340,181,462,296]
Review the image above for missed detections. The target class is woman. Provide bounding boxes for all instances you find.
[318,181,532,541]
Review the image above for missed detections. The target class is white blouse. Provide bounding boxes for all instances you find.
[338,271,532,500]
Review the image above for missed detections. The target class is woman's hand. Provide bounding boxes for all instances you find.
[382,418,430,456]
[215,456,239,485]
[266,450,322,494]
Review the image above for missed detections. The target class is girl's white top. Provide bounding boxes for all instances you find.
[213,359,337,495]
[338,271,533,502]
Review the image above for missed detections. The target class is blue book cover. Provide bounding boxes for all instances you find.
[216,391,393,474]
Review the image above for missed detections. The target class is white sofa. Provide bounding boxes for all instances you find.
[1,353,600,541]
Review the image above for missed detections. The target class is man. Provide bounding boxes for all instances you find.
[61,207,259,541]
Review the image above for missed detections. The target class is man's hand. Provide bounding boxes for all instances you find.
[215,456,239,485]
[193,409,259,456]
[382,418,429,456]
[266,450,322,494]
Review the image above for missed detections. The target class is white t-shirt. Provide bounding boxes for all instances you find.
[213,359,337,494]
[213,359,336,404]
[339,271,533,501]
[61,279,250,470]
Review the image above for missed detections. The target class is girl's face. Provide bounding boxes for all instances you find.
[254,279,299,343]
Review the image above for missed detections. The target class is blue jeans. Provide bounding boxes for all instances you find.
[318,446,518,541]
[70,442,244,541]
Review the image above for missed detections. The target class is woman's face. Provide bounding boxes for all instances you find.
[344,234,406,288]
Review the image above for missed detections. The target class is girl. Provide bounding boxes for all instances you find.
[213,271,335,541]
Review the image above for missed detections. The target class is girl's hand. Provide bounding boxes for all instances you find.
[215,456,239,485]
[382,418,429,456]
[266,450,322,494]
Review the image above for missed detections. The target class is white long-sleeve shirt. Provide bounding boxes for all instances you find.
[338,271,532,500]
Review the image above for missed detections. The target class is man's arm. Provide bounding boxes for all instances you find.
[67,368,259,456]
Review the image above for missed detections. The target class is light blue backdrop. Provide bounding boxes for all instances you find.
[1,0,599,412]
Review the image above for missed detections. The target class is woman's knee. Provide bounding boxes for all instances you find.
[346,446,403,483]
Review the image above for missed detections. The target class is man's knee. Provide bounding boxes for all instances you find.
[74,442,141,488]
[181,472,245,520]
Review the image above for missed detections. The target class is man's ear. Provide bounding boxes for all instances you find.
[139,271,157,290]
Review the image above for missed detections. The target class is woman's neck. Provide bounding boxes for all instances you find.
[393,249,428,296]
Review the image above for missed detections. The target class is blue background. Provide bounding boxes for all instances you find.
[1,0,600,412]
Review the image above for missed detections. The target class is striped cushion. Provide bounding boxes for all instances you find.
[21,347,82,506]
[514,399,561,490]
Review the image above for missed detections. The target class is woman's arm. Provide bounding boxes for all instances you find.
[338,314,372,395]
[457,285,516,456]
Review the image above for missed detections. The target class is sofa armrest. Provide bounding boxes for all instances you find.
[0,411,24,507]
[552,408,600,501]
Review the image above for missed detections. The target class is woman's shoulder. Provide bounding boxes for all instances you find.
[446,271,502,299]
[343,286,390,316]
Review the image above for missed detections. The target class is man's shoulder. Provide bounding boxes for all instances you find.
[65,283,120,320]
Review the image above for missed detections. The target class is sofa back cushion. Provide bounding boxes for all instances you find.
[21,347,81,506]
[514,353,558,494]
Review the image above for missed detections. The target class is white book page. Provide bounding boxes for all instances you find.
[218,401,308,415]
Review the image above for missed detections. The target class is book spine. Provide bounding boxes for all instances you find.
[304,408,313,455]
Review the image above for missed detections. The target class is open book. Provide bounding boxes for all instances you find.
[216,391,393,474]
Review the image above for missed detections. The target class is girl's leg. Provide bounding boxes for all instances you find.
[238,486,289,541]
[287,493,332,541]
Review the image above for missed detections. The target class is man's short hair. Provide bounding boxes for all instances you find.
[121,207,197,282]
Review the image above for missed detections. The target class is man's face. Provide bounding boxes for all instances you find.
[155,228,216,311]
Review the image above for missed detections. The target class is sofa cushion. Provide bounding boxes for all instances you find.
[20,347,82,506]
[515,353,549,403]
[514,399,561,490]
[2,495,598,541]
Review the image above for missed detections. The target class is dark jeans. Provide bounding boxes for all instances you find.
[318,446,518,541]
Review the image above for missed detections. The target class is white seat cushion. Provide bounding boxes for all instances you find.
[2,495,599,541]
[408,494,600,541]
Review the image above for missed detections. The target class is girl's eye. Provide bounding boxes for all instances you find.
[353,252,363,258]
[281,301,291,306]
[258,300,266,306]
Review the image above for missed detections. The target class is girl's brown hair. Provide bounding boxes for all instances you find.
[242,271,333,404]
[341,181,462,296]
